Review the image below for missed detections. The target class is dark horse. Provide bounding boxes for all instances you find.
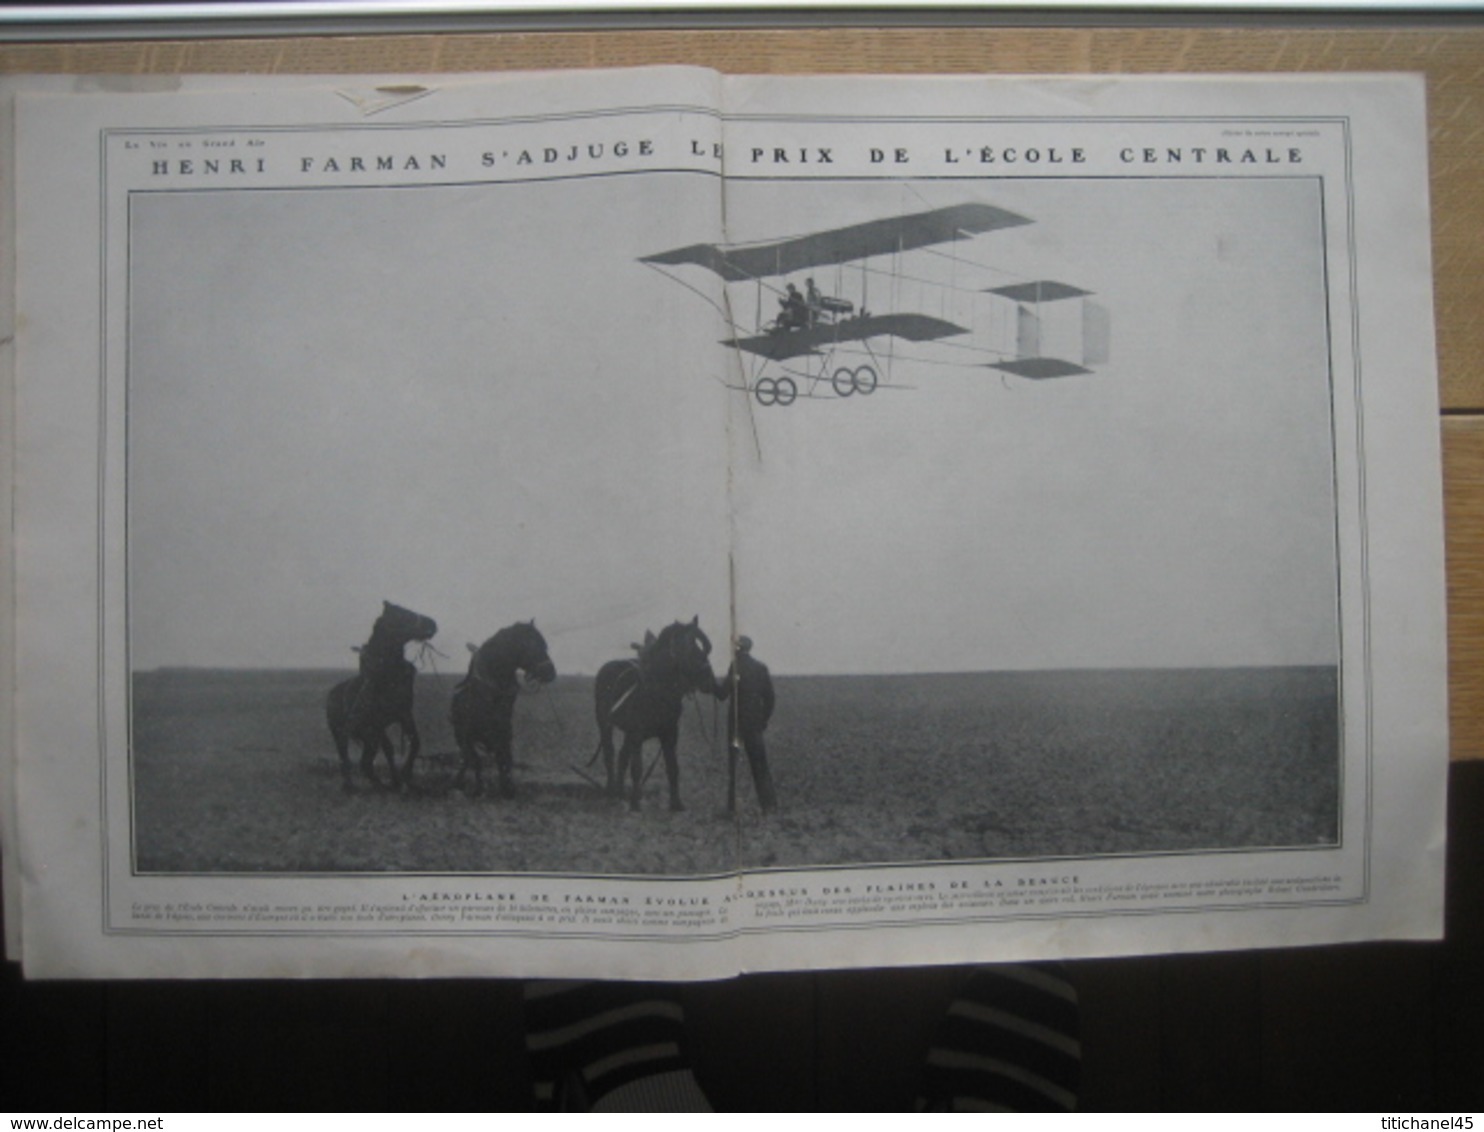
[448,620,557,797]
[594,617,717,812]
[325,600,438,792]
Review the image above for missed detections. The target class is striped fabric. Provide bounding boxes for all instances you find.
[916,964,1083,1112]
[523,981,701,1111]
[592,1069,715,1113]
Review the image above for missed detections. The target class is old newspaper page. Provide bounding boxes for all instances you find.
[4,70,1447,978]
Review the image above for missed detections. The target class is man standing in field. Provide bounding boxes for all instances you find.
[717,635,776,814]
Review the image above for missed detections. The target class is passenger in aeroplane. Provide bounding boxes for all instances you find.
[805,277,823,325]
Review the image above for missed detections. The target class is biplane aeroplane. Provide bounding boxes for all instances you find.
[641,201,1109,406]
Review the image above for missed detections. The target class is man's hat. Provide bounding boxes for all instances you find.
[737,636,753,652]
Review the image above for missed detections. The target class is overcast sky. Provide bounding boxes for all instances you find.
[129,172,731,674]
[725,177,1339,673]
[128,171,1338,675]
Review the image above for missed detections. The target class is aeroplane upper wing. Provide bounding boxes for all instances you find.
[643,202,1033,282]
[723,312,968,361]
[986,281,1092,303]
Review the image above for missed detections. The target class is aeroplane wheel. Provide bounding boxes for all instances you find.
[853,366,878,395]
[754,377,778,406]
[774,377,798,406]
[832,367,857,397]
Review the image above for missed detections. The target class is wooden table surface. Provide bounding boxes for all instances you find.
[5,22,1478,759]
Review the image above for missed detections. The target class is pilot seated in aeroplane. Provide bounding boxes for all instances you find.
[776,283,809,332]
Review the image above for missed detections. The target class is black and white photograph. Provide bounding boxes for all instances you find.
[127,158,735,874]
[127,162,1337,876]
[719,175,1340,873]
[7,71,1447,977]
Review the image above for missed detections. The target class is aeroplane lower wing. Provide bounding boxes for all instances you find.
[645,202,1032,281]
[988,357,1093,379]
[723,313,968,361]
